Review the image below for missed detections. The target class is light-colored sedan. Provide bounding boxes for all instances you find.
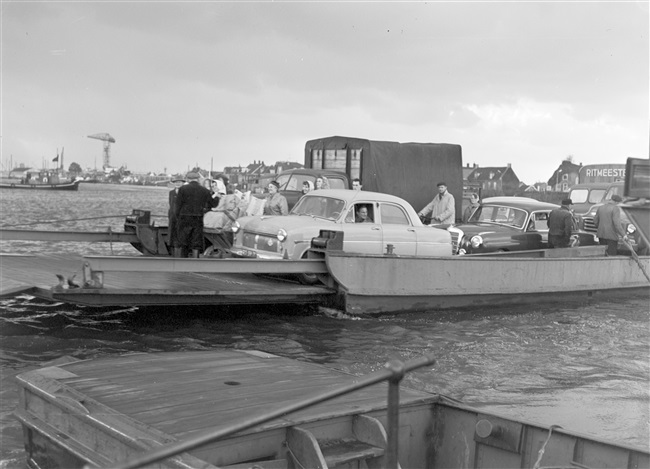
[231,189,452,263]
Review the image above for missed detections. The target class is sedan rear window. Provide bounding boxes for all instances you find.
[470,205,528,229]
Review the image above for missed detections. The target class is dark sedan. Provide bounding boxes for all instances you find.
[447,197,597,255]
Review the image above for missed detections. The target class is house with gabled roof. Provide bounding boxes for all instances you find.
[547,159,581,192]
[467,164,521,196]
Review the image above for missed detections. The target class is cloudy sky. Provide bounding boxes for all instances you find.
[2,1,648,185]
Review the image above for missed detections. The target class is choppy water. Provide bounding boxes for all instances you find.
[1,185,649,468]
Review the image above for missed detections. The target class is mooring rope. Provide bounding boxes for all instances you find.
[0,214,167,228]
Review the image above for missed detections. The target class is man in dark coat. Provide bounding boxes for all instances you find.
[547,198,574,248]
[168,177,185,257]
[594,194,627,256]
[174,172,217,258]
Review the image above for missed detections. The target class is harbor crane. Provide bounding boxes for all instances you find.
[87,133,116,169]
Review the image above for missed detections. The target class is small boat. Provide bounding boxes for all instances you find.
[13,350,649,469]
[0,179,80,191]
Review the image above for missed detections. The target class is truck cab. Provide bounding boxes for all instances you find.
[568,182,611,216]
[575,181,640,253]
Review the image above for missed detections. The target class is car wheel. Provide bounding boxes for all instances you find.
[297,253,321,285]
[203,245,225,258]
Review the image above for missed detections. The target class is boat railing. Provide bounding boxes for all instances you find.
[106,354,437,469]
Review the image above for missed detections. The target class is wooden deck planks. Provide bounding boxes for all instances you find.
[47,350,434,442]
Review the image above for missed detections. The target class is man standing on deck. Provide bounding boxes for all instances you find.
[547,199,574,248]
[175,172,217,258]
[594,194,627,256]
[168,176,186,258]
[418,182,456,225]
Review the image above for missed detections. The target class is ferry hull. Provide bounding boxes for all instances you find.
[323,248,650,315]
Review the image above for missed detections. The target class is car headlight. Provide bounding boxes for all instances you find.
[232,221,241,233]
[470,235,483,248]
[627,224,636,234]
[277,229,288,242]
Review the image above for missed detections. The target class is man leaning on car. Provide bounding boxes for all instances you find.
[547,198,574,248]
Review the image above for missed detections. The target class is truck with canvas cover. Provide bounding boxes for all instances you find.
[304,136,463,222]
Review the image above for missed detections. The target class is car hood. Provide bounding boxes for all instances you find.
[451,222,520,236]
[238,214,338,234]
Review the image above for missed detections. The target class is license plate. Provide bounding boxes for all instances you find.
[231,248,258,258]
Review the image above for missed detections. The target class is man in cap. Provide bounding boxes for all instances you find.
[594,194,627,256]
[418,182,456,225]
[174,171,217,258]
[547,198,575,248]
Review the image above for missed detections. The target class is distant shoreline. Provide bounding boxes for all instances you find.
[79,182,170,192]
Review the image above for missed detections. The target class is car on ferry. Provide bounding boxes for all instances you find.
[231,189,452,283]
[447,197,598,255]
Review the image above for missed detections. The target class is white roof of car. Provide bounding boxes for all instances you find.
[306,189,409,205]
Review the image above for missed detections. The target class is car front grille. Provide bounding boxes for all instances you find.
[582,216,597,233]
[242,231,281,253]
[447,227,463,254]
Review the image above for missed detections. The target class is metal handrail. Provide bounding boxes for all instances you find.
[107,354,436,469]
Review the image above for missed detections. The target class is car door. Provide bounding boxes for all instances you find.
[378,203,417,256]
[530,211,550,247]
[342,203,383,254]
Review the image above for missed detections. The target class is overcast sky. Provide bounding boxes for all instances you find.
[2,1,648,185]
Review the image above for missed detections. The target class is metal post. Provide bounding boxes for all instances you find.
[385,359,405,469]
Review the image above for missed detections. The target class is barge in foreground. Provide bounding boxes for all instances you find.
[14,349,650,469]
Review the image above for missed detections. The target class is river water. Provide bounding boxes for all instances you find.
[1,185,649,468]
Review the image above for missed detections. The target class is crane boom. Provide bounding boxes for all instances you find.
[87,133,116,169]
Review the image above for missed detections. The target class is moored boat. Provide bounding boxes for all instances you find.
[13,349,650,469]
[0,179,80,191]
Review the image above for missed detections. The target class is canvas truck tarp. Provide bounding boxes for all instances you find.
[304,136,463,220]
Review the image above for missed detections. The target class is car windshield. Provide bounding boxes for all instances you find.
[604,185,623,201]
[469,204,529,229]
[569,189,589,204]
[291,195,347,220]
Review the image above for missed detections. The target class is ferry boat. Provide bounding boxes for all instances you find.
[13,349,649,469]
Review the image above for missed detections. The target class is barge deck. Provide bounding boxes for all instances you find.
[0,253,335,307]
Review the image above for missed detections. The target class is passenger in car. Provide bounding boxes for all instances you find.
[302,181,314,195]
[356,205,373,223]
[315,176,330,190]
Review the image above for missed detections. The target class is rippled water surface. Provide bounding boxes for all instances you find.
[1,186,649,468]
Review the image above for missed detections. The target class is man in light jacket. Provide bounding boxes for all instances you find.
[594,194,627,256]
[418,182,456,225]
